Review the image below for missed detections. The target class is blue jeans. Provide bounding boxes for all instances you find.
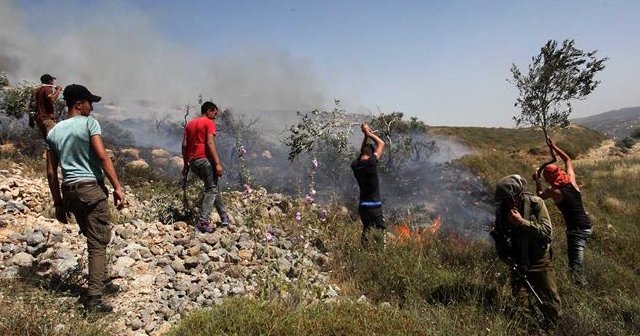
[190,158,226,222]
[567,227,592,280]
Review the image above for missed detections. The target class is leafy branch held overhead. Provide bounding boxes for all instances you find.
[510,39,607,138]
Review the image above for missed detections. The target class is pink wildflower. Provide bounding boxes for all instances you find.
[304,194,314,205]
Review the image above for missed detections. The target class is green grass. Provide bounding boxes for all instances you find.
[3,124,639,335]
[170,125,637,336]
[0,280,112,336]
[168,298,439,336]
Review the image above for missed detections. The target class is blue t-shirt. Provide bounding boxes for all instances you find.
[45,116,104,184]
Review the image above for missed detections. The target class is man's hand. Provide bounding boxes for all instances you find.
[361,123,373,135]
[546,137,556,148]
[54,204,69,224]
[507,209,524,226]
[215,163,223,177]
[113,189,125,210]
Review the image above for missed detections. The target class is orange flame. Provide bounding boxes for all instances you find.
[392,223,411,240]
[426,215,442,234]
[390,215,442,243]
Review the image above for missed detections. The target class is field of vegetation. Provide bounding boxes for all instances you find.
[2,125,639,336]
[168,125,640,336]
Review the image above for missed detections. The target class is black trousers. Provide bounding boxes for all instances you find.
[359,206,386,246]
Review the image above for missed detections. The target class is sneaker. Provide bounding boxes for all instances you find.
[220,214,231,227]
[195,218,214,233]
[84,295,113,313]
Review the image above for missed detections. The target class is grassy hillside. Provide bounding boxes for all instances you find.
[170,125,638,335]
[2,125,638,336]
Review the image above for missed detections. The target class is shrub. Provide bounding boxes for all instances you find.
[615,136,636,152]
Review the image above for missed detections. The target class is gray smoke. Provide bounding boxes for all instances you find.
[0,0,326,116]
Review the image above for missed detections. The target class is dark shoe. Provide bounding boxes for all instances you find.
[195,218,214,233]
[84,295,113,313]
[220,214,230,227]
[104,281,121,295]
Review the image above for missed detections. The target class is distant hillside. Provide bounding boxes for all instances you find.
[573,106,640,139]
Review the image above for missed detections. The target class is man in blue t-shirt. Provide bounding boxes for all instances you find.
[351,123,386,246]
[45,84,125,313]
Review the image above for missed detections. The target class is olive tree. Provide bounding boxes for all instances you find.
[510,39,607,138]
[283,101,355,196]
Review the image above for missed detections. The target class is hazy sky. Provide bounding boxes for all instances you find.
[3,0,639,126]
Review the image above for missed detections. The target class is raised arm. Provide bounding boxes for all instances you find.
[48,85,62,102]
[547,138,575,182]
[362,123,385,159]
[91,134,125,209]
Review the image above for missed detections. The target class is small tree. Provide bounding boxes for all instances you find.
[369,112,436,173]
[283,101,355,195]
[510,39,607,138]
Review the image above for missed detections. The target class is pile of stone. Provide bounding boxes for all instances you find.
[0,163,339,336]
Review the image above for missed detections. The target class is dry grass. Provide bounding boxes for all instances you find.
[0,280,112,336]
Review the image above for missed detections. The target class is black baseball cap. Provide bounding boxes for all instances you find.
[63,84,102,103]
[40,74,56,83]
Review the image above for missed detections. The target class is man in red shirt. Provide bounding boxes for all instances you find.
[182,101,230,232]
[33,74,62,137]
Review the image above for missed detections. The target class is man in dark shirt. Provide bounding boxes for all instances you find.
[351,123,386,246]
[33,73,62,137]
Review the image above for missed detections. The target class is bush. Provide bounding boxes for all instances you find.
[615,136,636,152]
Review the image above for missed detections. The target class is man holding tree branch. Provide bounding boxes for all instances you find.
[535,138,593,285]
[351,123,386,246]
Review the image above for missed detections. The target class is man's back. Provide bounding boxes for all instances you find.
[46,116,104,183]
[184,116,216,162]
[35,86,55,118]
[351,156,381,202]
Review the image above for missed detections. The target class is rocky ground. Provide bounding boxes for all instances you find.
[0,163,339,336]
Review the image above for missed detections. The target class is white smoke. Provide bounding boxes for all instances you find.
[0,0,326,116]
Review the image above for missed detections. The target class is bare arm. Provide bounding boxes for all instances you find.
[365,127,385,159]
[547,138,575,182]
[206,133,223,176]
[48,86,62,102]
[45,150,62,205]
[91,134,125,209]
[181,133,189,176]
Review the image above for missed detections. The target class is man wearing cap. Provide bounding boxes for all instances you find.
[45,84,125,313]
[32,74,62,136]
[182,101,230,233]
[491,174,561,329]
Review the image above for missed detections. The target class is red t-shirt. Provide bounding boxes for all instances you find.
[184,116,216,162]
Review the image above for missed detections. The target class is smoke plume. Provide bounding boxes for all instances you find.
[0,0,326,117]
